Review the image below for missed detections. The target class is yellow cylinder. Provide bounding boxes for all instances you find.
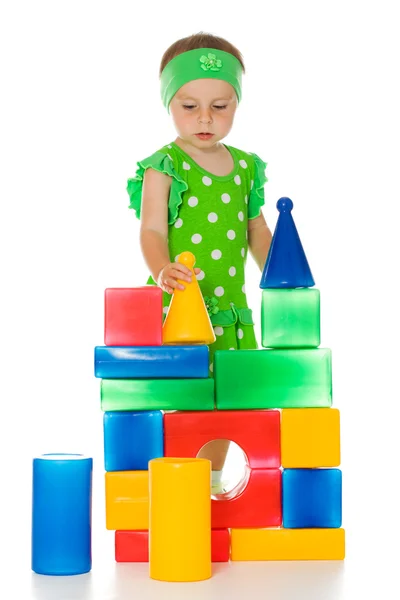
[149,457,211,582]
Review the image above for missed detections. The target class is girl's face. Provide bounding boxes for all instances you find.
[169,79,238,149]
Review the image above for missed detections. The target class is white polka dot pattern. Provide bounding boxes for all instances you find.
[174,218,183,228]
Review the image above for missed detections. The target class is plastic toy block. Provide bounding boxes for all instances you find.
[115,529,230,563]
[215,349,332,409]
[32,454,92,576]
[104,411,163,472]
[115,531,148,562]
[104,287,162,346]
[105,471,149,530]
[211,467,282,529]
[94,345,209,378]
[231,528,345,560]
[281,408,340,467]
[261,289,320,348]
[101,378,215,411]
[283,469,342,528]
[164,410,280,468]
[260,198,315,289]
[211,529,230,562]
[149,458,211,582]
[162,252,215,345]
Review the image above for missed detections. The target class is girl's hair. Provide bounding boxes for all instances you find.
[159,32,245,76]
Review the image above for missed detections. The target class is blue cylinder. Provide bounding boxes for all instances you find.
[32,454,93,575]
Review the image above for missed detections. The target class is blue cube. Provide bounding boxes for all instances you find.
[282,468,342,528]
[104,411,163,471]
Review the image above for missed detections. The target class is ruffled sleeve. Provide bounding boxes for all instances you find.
[126,151,188,225]
[248,152,268,219]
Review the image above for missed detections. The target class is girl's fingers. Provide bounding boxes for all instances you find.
[165,277,185,291]
[163,282,173,294]
[171,268,191,283]
[173,263,192,280]
[193,268,201,274]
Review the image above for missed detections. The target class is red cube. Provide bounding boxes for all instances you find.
[104,287,162,346]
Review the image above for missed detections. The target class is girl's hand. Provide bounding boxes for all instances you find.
[157,263,201,294]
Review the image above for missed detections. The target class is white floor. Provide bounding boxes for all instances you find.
[7,507,399,600]
[15,551,399,600]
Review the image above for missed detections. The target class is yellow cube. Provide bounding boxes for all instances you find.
[231,528,345,560]
[281,408,340,467]
[105,471,149,530]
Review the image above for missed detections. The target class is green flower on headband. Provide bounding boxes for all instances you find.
[204,295,220,317]
[200,53,222,72]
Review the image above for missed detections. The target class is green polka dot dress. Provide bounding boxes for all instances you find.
[127,141,268,376]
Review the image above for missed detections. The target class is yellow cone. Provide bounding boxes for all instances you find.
[162,251,216,345]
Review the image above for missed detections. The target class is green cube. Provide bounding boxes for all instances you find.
[261,289,320,348]
[101,378,215,411]
[215,348,332,409]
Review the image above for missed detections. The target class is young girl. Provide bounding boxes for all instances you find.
[127,32,273,493]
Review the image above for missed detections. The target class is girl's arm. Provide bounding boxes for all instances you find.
[248,213,273,271]
[140,168,193,293]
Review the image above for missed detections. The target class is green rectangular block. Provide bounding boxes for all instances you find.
[101,378,215,411]
[215,349,332,409]
[261,289,320,348]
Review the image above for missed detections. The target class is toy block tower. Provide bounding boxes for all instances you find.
[94,258,232,575]
[216,198,344,560]
[94,198,344,577]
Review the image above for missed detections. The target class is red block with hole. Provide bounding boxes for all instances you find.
[115,529,230,562]
[211,467,282,528]
[104,287,163,346]
[164,410,281,468]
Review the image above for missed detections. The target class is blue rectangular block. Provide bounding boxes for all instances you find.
[282,468,342,528]
[104,411,163,471]
[94,345,209,379]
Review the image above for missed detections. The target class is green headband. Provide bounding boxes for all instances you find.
[160,48,243,111]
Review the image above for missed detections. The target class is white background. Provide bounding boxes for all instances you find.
[1,1,399,598]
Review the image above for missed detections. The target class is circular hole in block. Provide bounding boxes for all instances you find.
[196,439,248,500]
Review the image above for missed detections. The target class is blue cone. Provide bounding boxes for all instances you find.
[260,198,315,289]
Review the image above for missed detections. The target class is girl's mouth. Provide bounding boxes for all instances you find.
[195,133,214,140]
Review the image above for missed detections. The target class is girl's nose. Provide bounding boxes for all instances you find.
[198,111,213,124]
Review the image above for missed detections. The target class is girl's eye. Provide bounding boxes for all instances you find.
[182,105,227,110]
